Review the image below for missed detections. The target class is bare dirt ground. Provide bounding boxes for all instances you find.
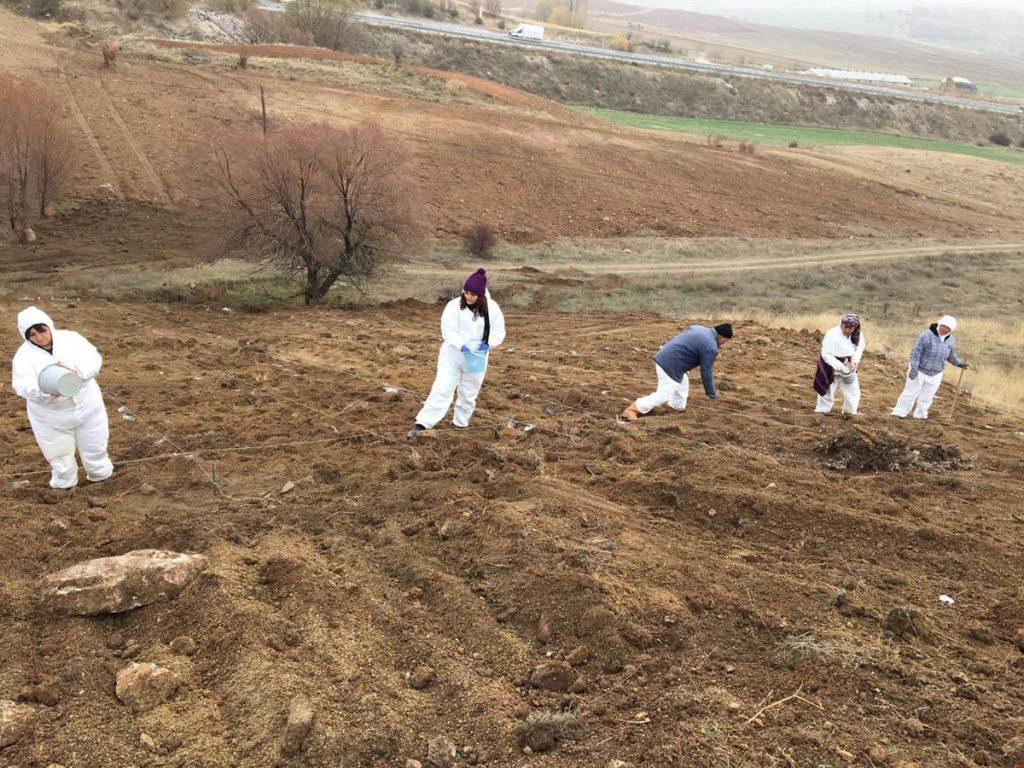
[3,10,1024,243]
[2,296,1024,768]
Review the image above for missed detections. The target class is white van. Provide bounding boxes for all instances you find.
[509,24,544,40]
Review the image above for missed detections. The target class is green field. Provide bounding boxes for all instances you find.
[581,107,1024,166]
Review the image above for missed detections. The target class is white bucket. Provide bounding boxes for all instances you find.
[38,365,83,397]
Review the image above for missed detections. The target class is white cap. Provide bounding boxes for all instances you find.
[938,315,957,332]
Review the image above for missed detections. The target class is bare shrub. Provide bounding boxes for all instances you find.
[292,0,359,49]
[706,134,724,149]
[988,131,1012,147]
[237,52,249,69]
[213,122,420,304]
[0,77,74,242]
[243,8,311,45]
[738,141,757,155]
[609,34,633,52]
[463,221,499,258]
[788,140,799,148]
[482,0,500,16]
[102,41,118,69]
[117,0,187,21]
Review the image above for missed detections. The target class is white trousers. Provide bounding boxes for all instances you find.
[636,364,689,414]
[415,347,486,429]
[27,394,113,489]
[892,370,943,419]
[815,374,860,415]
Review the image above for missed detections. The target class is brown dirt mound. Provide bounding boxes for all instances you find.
[818,428,971,473]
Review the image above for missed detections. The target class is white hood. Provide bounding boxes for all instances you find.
[17,306,56,341]
[937,315,957,334]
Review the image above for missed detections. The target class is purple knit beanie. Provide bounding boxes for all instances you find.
[463,268,487,295]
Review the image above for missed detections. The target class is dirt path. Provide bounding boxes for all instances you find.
[403,240,1024,278]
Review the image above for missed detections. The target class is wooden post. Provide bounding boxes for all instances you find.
[260,86,267,136]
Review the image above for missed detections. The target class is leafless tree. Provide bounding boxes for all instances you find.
[214,122,419,304]
[483,0,500,17]
[463,221,499,258]
[0,77,73,242]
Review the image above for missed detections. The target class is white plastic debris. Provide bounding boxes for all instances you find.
[116,406,136,422]
[221,307,232,313]
[522,424,537,433]
[383,385,399,394]
[939,594,956,606]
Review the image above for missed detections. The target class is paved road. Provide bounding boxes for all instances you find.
[350,11,1024,117]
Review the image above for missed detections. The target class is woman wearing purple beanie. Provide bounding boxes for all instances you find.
[409,268,506,437]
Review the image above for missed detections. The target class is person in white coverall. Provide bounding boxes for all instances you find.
[409,268,506,437]
[813,313,866,415]
[11,307,114,489]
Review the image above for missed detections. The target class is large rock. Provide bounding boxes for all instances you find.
[0,699,35,748]
[42,549,206,615]
[115,663,181,712]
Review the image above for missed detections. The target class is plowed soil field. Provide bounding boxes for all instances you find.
[2,298,1023,767]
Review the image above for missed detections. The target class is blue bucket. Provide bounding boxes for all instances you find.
[464,348,488,374]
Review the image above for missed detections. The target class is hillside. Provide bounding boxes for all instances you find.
[2,296,1024,767]
[2,9,1023,245]
[586,0,1024,90]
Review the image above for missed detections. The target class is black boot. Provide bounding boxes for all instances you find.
[408,424,426,439]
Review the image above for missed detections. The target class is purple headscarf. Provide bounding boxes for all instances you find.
[841,313,861,347]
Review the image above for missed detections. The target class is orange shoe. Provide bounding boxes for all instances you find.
[620,403,640,421]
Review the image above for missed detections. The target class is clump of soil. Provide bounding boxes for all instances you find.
[818,429,970,473]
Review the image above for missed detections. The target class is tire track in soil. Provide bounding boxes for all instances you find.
[96,76,173,205]
[59,71,124,201]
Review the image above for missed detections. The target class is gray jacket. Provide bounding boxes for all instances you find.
[910,324,965,377]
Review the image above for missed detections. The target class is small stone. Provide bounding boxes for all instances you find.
[280,481,296,494]
[281,698,314,756]
[140,732,158,751]
[868,746,891,764]
[568,675,588,694]
[162,733,183,752]
[408,665,436,690]
[405,761,423,768]
[520,725,555,753]
[87,496,106,508]
[536,612,553,643]
[529,661,575,692]
[607,761,633,768]
[42,549,207,615]
[115,663,181,712]
[169,636,197,656]
[706,508,717,517]
[10,480,31,490]
[835,747,855,762]
[439,519,464,541]
[401,521,423,536]
[1013,627,1024,652]
[884,607,933,642]
[16,676,61,707]
[566,645,590,666]
[139,483,157,495]
[904,717,926,736]
[0,699,35,748]
[426,734,457,767]
[46,518,70,534]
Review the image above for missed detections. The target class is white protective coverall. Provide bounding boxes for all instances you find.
[11,307,114,489]
[815,325,866,415]
[414,294,506,429]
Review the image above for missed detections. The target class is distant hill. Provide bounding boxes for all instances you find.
[585,0,1024,90]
